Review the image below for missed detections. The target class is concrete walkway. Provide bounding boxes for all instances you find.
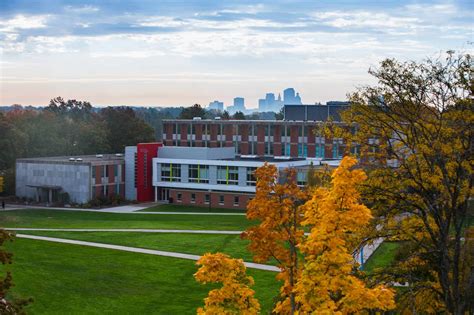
[16,234,279,272]
[6,228,243,235]
[3,204,245,215]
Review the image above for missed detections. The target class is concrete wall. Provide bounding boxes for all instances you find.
[16,162,91,203]
[157,146,235,160]
[125,146,137,200]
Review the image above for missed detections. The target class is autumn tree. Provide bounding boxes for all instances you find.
[242,164,308,313]
[0,230,32,314]
[194,253,260,314]
[295,156,396,313]
[335,52,473,314]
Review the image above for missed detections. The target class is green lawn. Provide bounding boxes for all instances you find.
[3,238,279,314]
[363,241,401,273]
[140,204,246,213]
[0,209,253,231]
[17,231,258,262]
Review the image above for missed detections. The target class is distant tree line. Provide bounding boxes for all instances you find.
[0,97,158,195]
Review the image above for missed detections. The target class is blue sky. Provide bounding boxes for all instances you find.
[0,0,472,108]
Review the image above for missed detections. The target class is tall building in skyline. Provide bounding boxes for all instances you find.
[283,88,303,105]
[208,100,224,111]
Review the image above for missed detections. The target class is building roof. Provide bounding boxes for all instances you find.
[17,154,124,165]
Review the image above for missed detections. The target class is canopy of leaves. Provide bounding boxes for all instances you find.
[194,253,260,315]
[335,52,473,314]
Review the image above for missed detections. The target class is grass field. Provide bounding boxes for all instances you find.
[3,238,279,314]
[0,209,253,230]
[363,241,401,273]
[17,231,258,262]
[140,204,246,213]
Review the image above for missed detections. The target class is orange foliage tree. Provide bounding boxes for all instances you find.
[295,157,395,313]
[194,253,260,315]
[242,164,308,313]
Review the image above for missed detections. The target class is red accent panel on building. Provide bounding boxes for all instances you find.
[136,142,163,202]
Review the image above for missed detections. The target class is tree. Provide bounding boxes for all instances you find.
[242,164,308,313]
[179,104,207,119]
[232,111,245,120]
[336,52,473,314]
[0,230,32,314]
[100,107,155,153]
[295,156,396,313]
[194,253,260,314]
[221,110,230,120]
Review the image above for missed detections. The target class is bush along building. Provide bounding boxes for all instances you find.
[16,104,349,208]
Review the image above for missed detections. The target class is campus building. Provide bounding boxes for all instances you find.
[16,154,125,204]
[124,145,315,208]
[161,104,349,160]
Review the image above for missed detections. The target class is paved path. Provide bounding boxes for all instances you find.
[16,234,279,272]
[3,204,245,216]
[6,228,243,235]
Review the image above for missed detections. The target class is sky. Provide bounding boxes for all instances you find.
[0,0,472,108]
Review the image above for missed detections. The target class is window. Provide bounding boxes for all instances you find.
[104,165,109,178]
[297,171,307,186]
[227,166,238,185]
[161,163,181,182]
[333,139,343,159]
[285,143,291,156]
[102,185,108,196]
[234,196,239,206]
[316,143,325,158]
[114,165,118,177]
[189,165,199,183]
[219,195,224,205]
[298,143,307,157]
[246,167,257,186]
[91,167,96,179]
[191,193,196,203]
[205,194,210,204]
[217,166,227,184]
[116,183,120,194]
[177,193,182,202]
[189,165,209,183]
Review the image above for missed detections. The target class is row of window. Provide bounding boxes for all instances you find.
[160,164,257,186]
[170,124,326,138]
[91,165,122,179]
[176,192,240,206]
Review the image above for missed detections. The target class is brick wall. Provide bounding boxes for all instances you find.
[168,189,253,210]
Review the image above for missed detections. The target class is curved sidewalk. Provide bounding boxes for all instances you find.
[16,234,278,272]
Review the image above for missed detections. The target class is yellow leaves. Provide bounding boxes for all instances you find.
[194,253,260,315]
[296,156,396,313]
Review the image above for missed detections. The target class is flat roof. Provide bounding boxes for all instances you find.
[17,154,124,165]
[225,156,306,163]
[162,119,346,124]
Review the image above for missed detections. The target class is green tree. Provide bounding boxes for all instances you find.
[100,107,155,153]
[232,111,245,120]
[179,104,207,119]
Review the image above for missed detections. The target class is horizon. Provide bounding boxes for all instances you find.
[1,0,473,108]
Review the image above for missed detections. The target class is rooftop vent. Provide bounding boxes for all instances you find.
[69,158,75,162]
[115,153,123,157]
[274,156,291,160]
[75,158,83,162]
[193,117,202,120]
[214,117,221,120]
[96,154,103,158]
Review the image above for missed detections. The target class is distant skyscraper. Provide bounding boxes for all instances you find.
[208,100,224,111]
[258,99,266,112]
[283,88,302,105]
[233,97,245,111]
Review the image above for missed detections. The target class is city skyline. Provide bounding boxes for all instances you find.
[1,0,473,107]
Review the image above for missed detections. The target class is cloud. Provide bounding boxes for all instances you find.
[64,5,100,14]
[0,14,49,32]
